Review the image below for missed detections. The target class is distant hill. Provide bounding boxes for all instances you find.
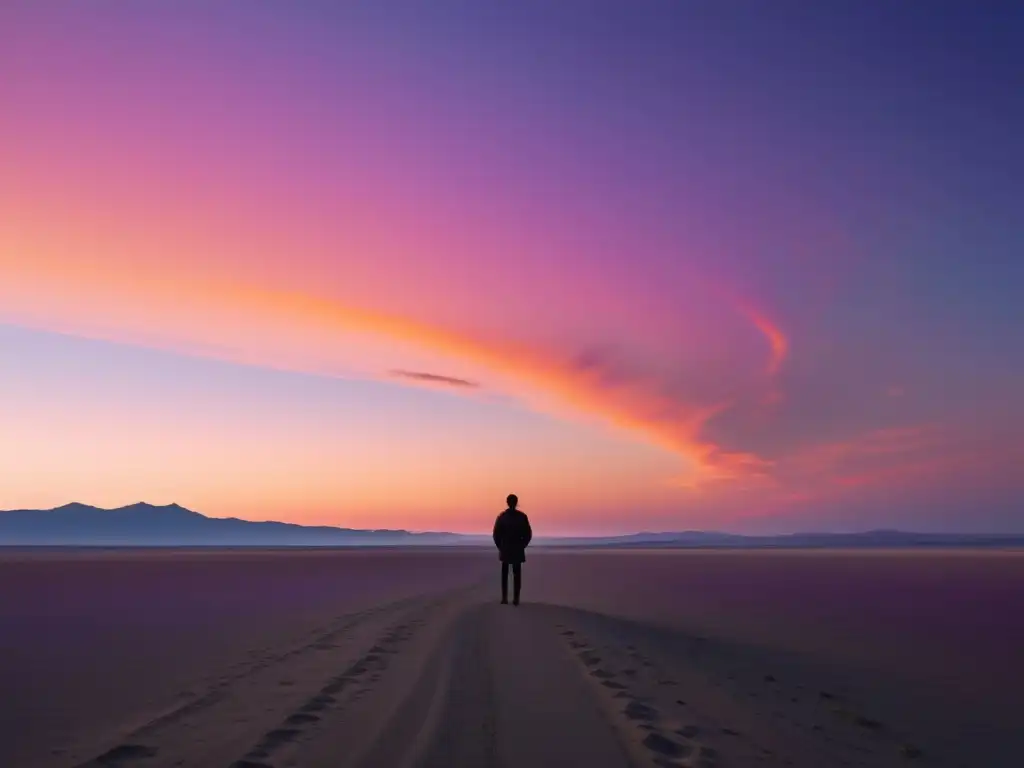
[2,504,1021,547]
[0,503,467,546]
[543,529,1024,549]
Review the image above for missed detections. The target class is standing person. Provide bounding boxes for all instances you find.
[492,494,532,605]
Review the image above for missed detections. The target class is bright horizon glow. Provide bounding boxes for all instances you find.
[2,3,1022,534]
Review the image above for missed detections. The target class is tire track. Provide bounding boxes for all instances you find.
[227,591,464,768]
[69,594,426,768]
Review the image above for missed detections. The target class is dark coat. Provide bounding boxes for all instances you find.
[493,508,533,564]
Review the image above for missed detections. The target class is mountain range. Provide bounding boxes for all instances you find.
[0,503,464,546]
[1,503,1022,547]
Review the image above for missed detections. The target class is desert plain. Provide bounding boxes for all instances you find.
[1,547,1021,768]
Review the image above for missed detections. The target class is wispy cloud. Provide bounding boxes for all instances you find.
[0,256,777,484]
[737,302,789,377]
[390,369,479,388]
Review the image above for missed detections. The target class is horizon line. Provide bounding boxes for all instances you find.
[3,501,1024,539]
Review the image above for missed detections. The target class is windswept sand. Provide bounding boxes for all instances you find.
[3,548,1022,768]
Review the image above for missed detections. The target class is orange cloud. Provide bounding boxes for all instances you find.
[10,244,996,515]
[1,216,795,492]
[0,251,736,481]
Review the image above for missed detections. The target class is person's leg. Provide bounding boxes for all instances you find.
[501,562,509,603]
[512,562,522,605]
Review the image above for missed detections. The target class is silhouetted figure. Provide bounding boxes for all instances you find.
[493,493,532,605]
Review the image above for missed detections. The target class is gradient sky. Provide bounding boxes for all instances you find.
[2,1,1022,534]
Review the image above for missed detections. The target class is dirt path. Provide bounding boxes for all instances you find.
[354,600,634,768]
[49,586,968,768]
[59,589,637,768]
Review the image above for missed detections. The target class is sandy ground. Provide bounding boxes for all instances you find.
[2,548,1022,768]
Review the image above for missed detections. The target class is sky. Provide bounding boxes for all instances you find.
[1,1,1022,534]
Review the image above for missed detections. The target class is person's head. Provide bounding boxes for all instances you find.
[506,493,518,509]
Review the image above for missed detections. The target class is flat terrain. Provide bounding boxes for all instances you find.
[1,548,1021,768]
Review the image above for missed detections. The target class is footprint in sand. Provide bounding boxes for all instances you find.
[624,700,660,723]
[556,629,726,768]
[91,743,158,765]
[245,727,300,760]
[264,728,300,745]
[321,677,350,695]
[642,731,693,759]
[285,713,320,725]
[300,694,336,713]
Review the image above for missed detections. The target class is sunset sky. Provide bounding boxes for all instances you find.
[2,2,1022,534]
